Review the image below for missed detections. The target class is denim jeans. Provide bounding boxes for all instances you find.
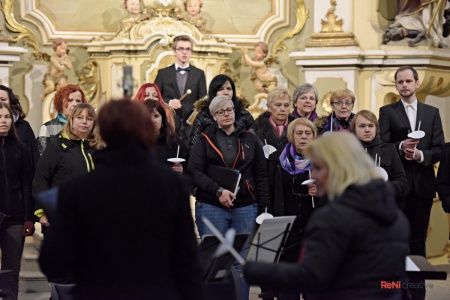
[0,224,25,300]
[195,202,257,300]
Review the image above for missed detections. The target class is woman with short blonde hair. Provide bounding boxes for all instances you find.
[245,132,409,299]
[251,87,295,151]
[287,118,317,142]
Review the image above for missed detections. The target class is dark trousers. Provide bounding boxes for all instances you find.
[0,224,25,300]
[403,188,433,300]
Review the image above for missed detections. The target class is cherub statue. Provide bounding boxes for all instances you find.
[178,0,207,32]
[240,42,278,94]
[41,38,72,101]
[112,0,149,39]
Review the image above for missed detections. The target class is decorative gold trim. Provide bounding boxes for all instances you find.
[272,0,307,56]
[320,0,343,33]
[1,0,39,56]
[306,32,359,47]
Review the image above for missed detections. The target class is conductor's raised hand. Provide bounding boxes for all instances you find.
[219,189,235,209]
[168,99,182,109]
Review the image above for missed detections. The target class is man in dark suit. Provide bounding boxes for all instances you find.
[155,35,207,142]
[379,66,444,300]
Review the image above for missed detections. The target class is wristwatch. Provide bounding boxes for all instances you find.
[216,187,224,197]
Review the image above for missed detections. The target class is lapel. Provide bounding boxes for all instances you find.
[416,101,425,131]
[169,64,181,98]
[393,100,412,131]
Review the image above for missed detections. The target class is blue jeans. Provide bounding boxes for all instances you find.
[195,202,257,300]
[0,224,25,300]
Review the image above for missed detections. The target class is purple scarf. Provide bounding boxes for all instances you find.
[293,108,318,122]
[279,142,311,175]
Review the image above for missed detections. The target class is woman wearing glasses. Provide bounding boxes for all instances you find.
[33,103,101,232]
[320,89,356,134]
[251,87,295,152]
[188,74,254,148]
[188,95,270,300]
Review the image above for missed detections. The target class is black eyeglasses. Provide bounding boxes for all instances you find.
[215,107,234,116]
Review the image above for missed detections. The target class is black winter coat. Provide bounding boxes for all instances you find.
[361,136,408,198]
[251,111,295,151]
[15,118,40,169]
[244,180,409,300]
[188,124,270,212]
[39,141,204,300]
[0,135,34,222]
[33,133,95,201]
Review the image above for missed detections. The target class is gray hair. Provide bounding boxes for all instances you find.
[209,95,234,115]
[293,83,318,108]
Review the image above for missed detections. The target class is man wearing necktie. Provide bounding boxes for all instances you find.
[155,35,207,142]
[379,66,444,300]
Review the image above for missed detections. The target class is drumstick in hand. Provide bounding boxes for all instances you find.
[179,89,192,102]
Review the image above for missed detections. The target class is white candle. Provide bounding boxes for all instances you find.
[176,145,180,158]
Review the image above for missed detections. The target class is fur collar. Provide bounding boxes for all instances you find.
[193,97,250,112]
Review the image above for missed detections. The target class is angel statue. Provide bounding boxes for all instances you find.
[241,42,279,94]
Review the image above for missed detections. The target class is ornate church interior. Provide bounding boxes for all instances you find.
[1,0,450,298]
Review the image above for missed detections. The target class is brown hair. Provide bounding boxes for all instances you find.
[351,109,380,136]
[98,99,155,150]
[142,100,178,148]
[0,102,18,140]
[395,66,419,81]
[53,84,86,113]
[172,35,193,50]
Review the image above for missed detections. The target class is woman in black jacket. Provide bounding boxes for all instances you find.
[142,100,188,174]
[188,95,270,300]
[188,74,254,148]
[33,103,100,230]
[244,132,409,300]
[0,85,39,168]
[0,103,35,300]
[351,110,408,206]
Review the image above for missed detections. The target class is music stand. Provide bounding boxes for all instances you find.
[199,233,249,283]
[246,216,296,263]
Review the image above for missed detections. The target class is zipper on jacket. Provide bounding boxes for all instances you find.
[246,179,255,199]
[80,140,94,173]
[202,133,242,169]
